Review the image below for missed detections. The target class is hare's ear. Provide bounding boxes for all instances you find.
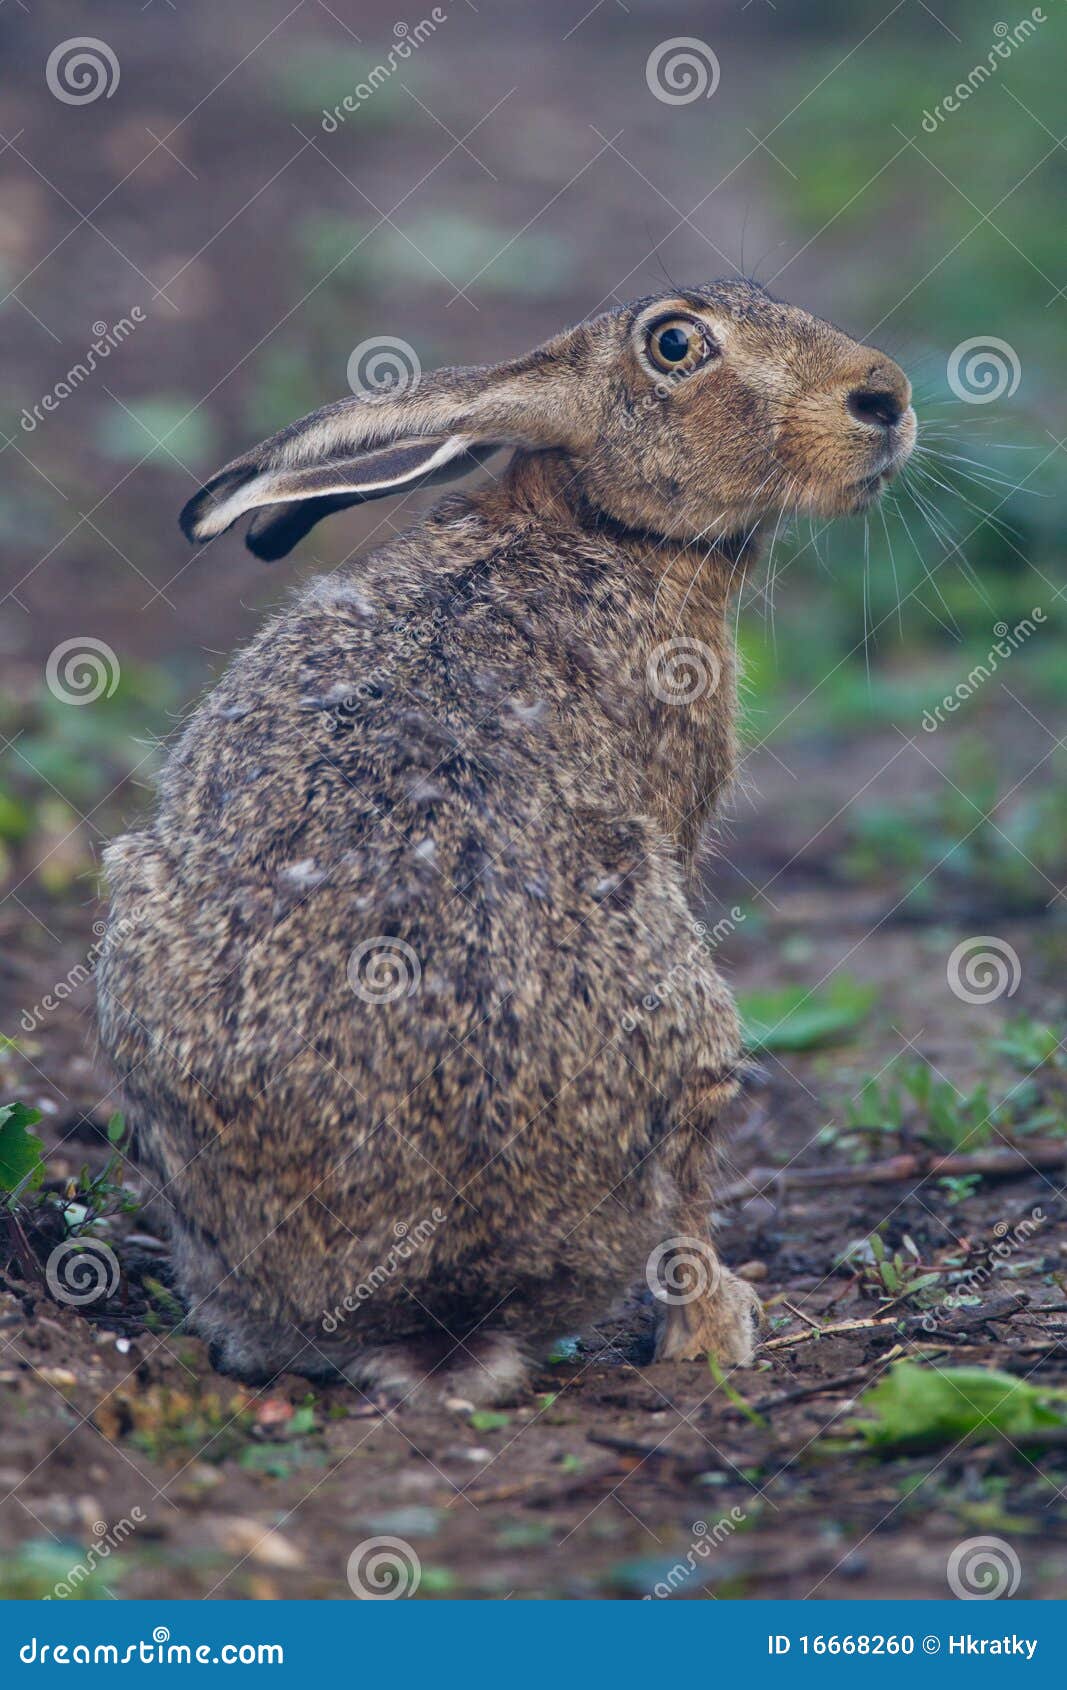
[179,347,590,560]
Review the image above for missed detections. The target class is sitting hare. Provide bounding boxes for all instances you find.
[98,279,914,1405]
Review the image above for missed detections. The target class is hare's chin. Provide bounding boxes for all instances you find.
[847,470,891,510]
[841,457,908,513]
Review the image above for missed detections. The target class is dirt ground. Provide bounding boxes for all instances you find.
[3,719,1066,1601]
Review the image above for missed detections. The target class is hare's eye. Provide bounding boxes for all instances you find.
[646,317,711,376]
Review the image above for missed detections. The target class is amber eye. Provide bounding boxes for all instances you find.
[645,316,711,376]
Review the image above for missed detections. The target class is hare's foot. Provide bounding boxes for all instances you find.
[652,1254,761,1368]
[202,1309,528,1407]
[342,1331,529,1409]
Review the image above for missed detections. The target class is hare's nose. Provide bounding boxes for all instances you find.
[846,386,904,430]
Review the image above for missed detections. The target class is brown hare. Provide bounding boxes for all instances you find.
[97,280,914,1406]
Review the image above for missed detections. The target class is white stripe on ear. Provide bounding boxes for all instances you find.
[183,434,475,544]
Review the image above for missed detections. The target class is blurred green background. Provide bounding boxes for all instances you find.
[0,0,1063,905]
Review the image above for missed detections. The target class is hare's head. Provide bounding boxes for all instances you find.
[182,279,914,560]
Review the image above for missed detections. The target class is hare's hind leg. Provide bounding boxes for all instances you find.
[340,1331,528,1409]
[651,1075,762,1369]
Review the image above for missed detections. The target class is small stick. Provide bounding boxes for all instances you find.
[764,1314,913,1351]
[778,1298,824,1333]
[719,1140,1067,1206]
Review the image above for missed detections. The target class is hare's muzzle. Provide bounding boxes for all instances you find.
[839,355,915,508]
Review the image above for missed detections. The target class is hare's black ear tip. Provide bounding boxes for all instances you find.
[178,488,211,544]
[179,465,252,546]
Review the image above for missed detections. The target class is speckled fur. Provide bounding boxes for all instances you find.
[98,281,912,1404]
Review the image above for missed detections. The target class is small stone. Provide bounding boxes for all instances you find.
[38,1367,77,1387]
[737,1260,768,1282]
[837,1549,869,1579]
[214,1517,305,1568]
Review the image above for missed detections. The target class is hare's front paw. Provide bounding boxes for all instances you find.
[653,1264,762,1368]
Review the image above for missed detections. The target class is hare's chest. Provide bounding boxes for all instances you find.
[637,643,738,866]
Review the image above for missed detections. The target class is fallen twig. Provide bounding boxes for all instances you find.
[445,1459,625,1509]
[720,1140,1067,1206]
[763,1314,908,1351]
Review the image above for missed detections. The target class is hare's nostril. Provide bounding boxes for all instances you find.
[847,387,904,430]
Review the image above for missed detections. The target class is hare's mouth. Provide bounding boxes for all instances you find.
[847,468,894,509]
[845,436,913,510]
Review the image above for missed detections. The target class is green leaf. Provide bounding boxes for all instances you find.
[285,1404,317,1437]
[468,1409,510,1432]
[707,1354,767,1428]
[739,977,877,1053]
[0,1101,45,1195]
[852,1360,1067,1451]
